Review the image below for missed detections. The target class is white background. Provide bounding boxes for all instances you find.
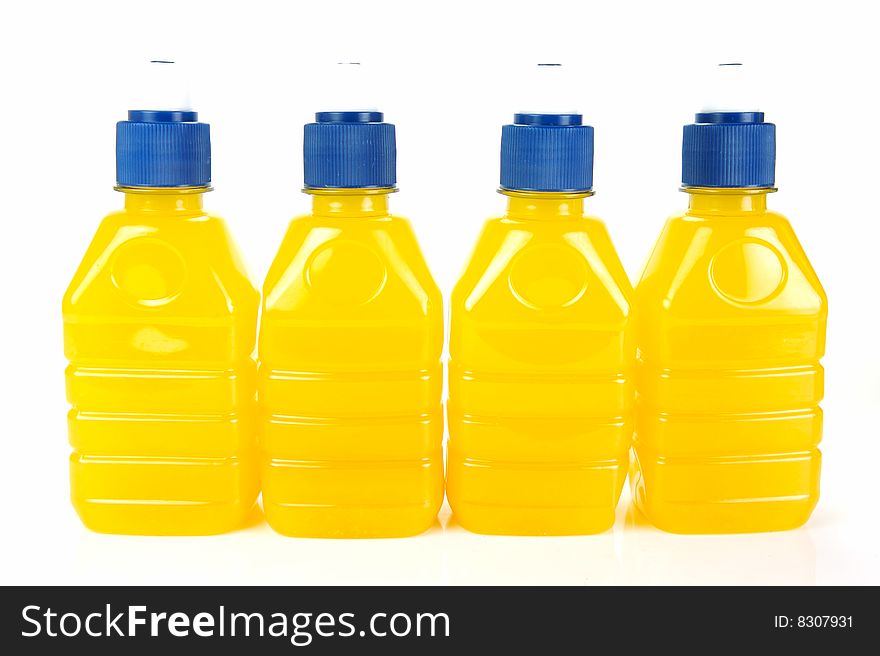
[0,0,877,585]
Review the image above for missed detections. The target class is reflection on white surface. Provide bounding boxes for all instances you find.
[619,504,816,585]
[443,514,620,586]
[70,506,450,586]
[58,488,822,586]
[254,519,448,586]
[441,486,817,585]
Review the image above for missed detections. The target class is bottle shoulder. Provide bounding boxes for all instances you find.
[262,213,441,318]
[99,205,230,225]
[452,214,632,322]
[639,208,826,318]
[277,213,421,248]
[667,207,793,226]
[63,208,257,317]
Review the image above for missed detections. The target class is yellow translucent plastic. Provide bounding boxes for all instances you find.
[447,192,634,535]
[632,189,827,533]
[63,189,260,535]
[259,190,444,538]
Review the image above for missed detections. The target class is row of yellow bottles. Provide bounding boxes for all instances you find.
[63,60,445,537]
[64,63,825,537]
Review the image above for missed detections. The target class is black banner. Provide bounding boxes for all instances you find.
[0,586,872,652]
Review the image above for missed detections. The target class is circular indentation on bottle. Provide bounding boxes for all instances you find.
[709,238,787,305]
[508,243,589,310]
[305,239,387,305]
[110,238,186,306]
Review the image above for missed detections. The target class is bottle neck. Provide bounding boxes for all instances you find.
[307,188,393,218]
[501,190,590,220]
[120,187,208,213]
[685,187,773,215]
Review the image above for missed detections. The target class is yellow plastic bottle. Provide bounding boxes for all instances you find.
[447,107,634,535]
[259,109,444,538]
[632,66,827,533]
[63,64,259,534]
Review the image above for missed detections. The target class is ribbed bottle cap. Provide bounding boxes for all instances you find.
[681,63,775,188]
[500,113,594,192]
[303,111,396,189]
[681,112,775,188]
[115,61,210,188]
[116,111,211,187]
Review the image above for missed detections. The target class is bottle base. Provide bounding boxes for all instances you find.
[69,451,259,536]
[446,451,627,536]
[263,501,440,539]
[260,450,443,538]
[630,448,821,534]
[72,498,258,536]
[632,498,817,534]
[450,500,617,536]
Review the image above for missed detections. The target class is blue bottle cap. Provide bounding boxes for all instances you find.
[681,64,776,188]
[116,110,211,187]
[681,111,776,188]
[500,113,594,192]
[303,111,396,189]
